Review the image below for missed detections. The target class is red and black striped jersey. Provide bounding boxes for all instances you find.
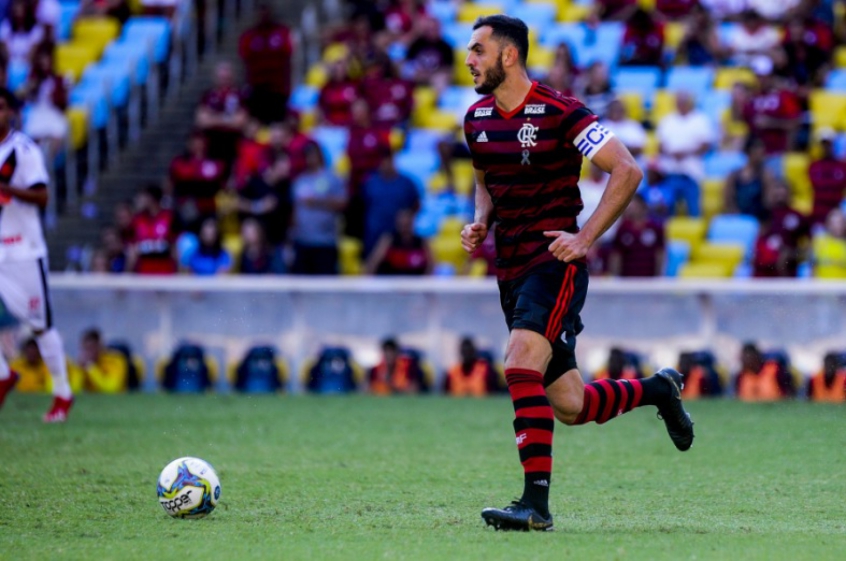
[464,81,604,281]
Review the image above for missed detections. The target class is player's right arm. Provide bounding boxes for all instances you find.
[461,168,492,253]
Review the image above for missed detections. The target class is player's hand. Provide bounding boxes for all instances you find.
[544,231,592,262]
[461,222,488,253]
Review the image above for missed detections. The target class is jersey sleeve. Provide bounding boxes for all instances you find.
[463,111,484,171]
[16,141,49,188]
[560,101,615,161]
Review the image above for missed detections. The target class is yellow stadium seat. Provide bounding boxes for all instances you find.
[458,3,501,22]
[558,3,591,21]
[334,154,350,178]
[650,90,676,126]
[452,160,476,196]
[414,86,437,111]
[430,233,467,271]
[809,91,846,131]
[73,17,121,57]
[782,152,813,214]
[679,262,733,278]
[693,243,744,271]
[420,109,458,131]
[453,49,474,86]
[714,67,757,90]
[322,43,349,63]
[339,237,363,275]
[66,106,88,150]
[701,179,724,218]
[428,172,449,194]
[664,22,686,50]
[299,110,316,132]
[835,46,846,68]
[389,128,405,152]
[222,233,243,259]
[616,92,644,123]
[528,46,555,71]
[638,0,656,9]
[666,217,707,251]
[643,131,659,157]
[55,43,100,82]
[304,64,327,88]
[467,258,490,277]
[439,216,465,236]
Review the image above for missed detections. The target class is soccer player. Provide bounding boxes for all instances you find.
[0,88,74,422]
[460,16,694,531]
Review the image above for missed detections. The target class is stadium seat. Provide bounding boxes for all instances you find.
[528,46,555,73]
[339,237,363,275]
[835,46,846,68]
[825,69,846,91]
[558,2,591,21]
[452,160,476,196]
[782,152,813,214]
[650,90,676,126]
[395,150,439,190]
[438,216,465,236]
[419,109,458,131]
[229,346,288,394]
[614,67,662,101]
[453,49,475,86]
[643,131,658,157]
[288,85,319,112]
[699,89,731,123]
[412,87,438,126]
[666,217,707,252]
[406,129,445,153]
[6,60,28,91]
[678,262,733,278]
[438,86,475,111]
[693,243,745,271]
[428,0,458,26]
[511,2,557,36]
[809,91,846,131]
[714,67,756,90]
[55,42,100,83]
[122,17,171,64]
[430,232,467,272]
[334,154,350,177]
[708,214,759,258]
[58,0,80,42]
[666,66,715,95]
[66,106,89,150]
[102,41,151,85]
[73,17,121,57]
[81,60,132,107]
[616,91,644,123]
[664,240,690,277]
[304,63,327,88]
[457,3,502,23]
[442,22,474,48]
[663,21,686,52]
[701,178,724,218]
[703,151,747,179]
[542,22,586,50]
[69,82,110,129]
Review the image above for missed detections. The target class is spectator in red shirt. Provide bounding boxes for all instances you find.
[236,138,292,247]
[195,61,249,168]
[168,131,226,234]
[656,0,699,20]
[346,98,392,239]
[402,16,453,93]
[276,118,314,179]
[384,0,426,45]
[619,8,665,67]
[779,16,833,88]
[753,181,809,277]
[238,3,293,124]
[361,54,414,130]
[610,194,666,277]
[365,208,432,276]
[743,58,801,155]
[596,0,637,20]
[318,58,360,127]
[126,185,176,274]
[809,127,846,228]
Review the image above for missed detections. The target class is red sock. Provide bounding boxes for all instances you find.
[505,368,553,515]
[573,379,644,425]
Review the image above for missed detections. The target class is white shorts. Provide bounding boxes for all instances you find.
[0,258,53,331]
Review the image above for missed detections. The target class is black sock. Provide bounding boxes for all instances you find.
[639,374,673,406]
[521,473,550,517]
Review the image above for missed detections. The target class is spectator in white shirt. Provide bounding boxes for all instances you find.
[746,0,800,22]
[699,0,747,20]
[727,9,780,67]
[0,0,46,66]
[656,91,715,216]
[601,99,647,158]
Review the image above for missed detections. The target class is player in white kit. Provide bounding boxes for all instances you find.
[0,88,73,422]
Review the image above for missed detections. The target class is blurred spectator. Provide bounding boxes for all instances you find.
[580,164,615,274]
[638,162,678,221]
[0,0,46,66]
[79,0,131,23]
[140,0,178,18]
[723,138,777,221]
[361,54,414,130]
[676,5,725,66]
[362,152,419,256]
[89,249,111,273]
[195,62,249,167]
[237,218,285,274]
[808,128,846,228]
[753,181,808,277]
[290,143,347,275]
[812,209,846,278]
[609,194,666,277]
[778,16,833,88]
[698,0,747,20]
[327,11,377,65]
[98,226,127,273]
[727,10,781,67]
[619,8,665,67]
[78,328,130,393]
[168,130,226,234]
[542,43,578,95]
[806,352,846,402]
[383,0,426,45]
[126,185,176,274]
[721,82,752,150]
[747,0,801,22]
[19,43,67,153]
[318,58,360,127]
[443,337,503,397]
[113,200,134,244]
[10,337,82,393]
[238,4,293,124]
[593,347,645,380]
[677,351,724,398]
[235,144,292,247]
[368,337,427,395]
[596,0,638,20]
[305,346,359,394]
[575,62,614,119]
[365,208,432,275]
[161,343,214,393]
[402,16,453,93]
[656,0,699,19]
[346,98,392,239]
[233,345,287,393]
[185,217,232,276]
[276,117,313,178]
[656,91,714,215]
[601,99,646,158]
[734,343,795,401]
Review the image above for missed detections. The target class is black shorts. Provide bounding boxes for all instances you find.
[498,260,589,387]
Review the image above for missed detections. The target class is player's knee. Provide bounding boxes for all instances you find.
[504,330,551,369]
[549,392,584,425]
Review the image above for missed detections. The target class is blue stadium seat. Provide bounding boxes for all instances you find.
[122,17,171,64]
[703,151,747,178]
[6,60,28,91]
[395,150,439,193]
[542,23,587,50]
[428,0,458,26]
[310,126,349,167]
[698,89,731,122]
[664,240,690,277]
[81,61,132,107]
[578,41,621,68]
[614,67,663,100]
[405,128,445,153]
[58,0,80,42]
[288,85,319,112]
[666,66,715,94]
[825,69,846,91]
[708,214,760,257]
[103,41,151,85]
[69,82,110,129]
[442,22,474,48]
[511,3,557,36]
[438,85,478,111]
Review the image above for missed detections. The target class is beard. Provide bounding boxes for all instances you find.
[474,54,506,95]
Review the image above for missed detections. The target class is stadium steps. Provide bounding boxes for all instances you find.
[46,0,310,270]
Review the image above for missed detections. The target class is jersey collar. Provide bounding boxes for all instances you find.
[495,80,537,119]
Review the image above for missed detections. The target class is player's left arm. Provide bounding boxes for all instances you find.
[0,143,50,208]
[546,134,643,262]
[0,183,47,207]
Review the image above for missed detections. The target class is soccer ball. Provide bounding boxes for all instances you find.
[157,457,221,519]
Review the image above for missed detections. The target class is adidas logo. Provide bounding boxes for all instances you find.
[477,131,488,143]
[534,479,549,487]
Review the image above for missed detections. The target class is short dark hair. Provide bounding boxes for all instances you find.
[473,15,529,68]
[381,338,399,351]
[0,88,21,111]
[142,184,164,202]
[82,328,102,343]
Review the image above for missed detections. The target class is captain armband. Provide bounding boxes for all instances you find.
[573,122,614,161]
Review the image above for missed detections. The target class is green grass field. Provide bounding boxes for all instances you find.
[1,394,845,561]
